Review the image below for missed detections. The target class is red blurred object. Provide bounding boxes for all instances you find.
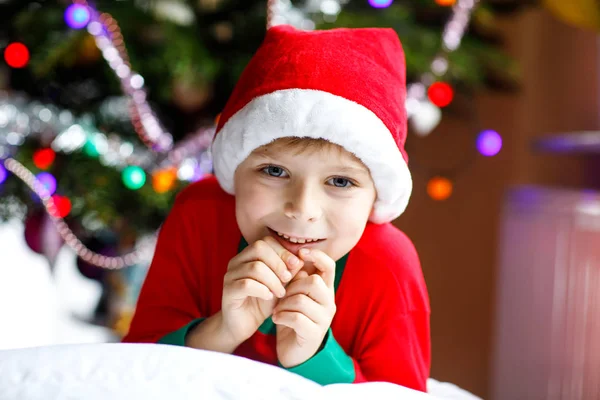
[33,148,56,170]
[51,195,72,218]
[427,82,454,108]
[24,210,45,254]
[24,209,65,270]
[4,42,30,68]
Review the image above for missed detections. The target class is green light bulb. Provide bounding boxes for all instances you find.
[122,166,146,190]
[83,139,99,157]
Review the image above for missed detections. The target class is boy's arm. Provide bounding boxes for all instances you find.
[284,308,430,391]
[285,231,431,392]
[183,311,241,354]
[122,188,241,352]
[121,193,205,344]
[350,310,430,389]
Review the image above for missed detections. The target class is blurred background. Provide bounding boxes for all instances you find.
[1,0,600,398]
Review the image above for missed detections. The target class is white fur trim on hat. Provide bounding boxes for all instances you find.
[211,89,412,223]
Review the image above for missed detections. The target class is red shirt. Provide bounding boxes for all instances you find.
[123,176,431,391]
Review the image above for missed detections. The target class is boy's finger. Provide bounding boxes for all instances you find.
[298,249,335,289]
[262,236,304,275]
[230,278,274,301]
[273,294,322,325]
[229,261,286,298]
[282,275,329,306]
[272,311,316,336]
[242,239,293,283]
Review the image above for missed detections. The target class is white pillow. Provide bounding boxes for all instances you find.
[0,343,440,400]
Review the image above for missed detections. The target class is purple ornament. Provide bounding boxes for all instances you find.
[24,209,64,270]
[24,211,45,255]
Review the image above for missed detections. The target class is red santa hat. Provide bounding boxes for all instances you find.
[211,24,411,224]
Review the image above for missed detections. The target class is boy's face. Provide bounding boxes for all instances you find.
[234,139,377,263]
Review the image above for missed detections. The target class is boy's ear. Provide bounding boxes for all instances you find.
[369,205,377,222]
[368,193,379,221]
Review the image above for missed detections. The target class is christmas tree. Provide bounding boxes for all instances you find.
[0,1,534,331]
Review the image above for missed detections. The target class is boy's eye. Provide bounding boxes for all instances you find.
[262,165,287,177]
[328,177,354,188]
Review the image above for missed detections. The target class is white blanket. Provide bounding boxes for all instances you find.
[0,343,437,400]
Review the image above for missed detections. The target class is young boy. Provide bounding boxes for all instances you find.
[123,24,431,392]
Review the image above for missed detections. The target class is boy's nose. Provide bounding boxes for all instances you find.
[283,184,323,222]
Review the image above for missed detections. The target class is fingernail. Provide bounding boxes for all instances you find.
[279,289,286,298]
[288,255,300,267]
[299,248,310,257]
[282,270,292,282]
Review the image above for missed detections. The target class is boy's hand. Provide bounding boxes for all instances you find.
[221,236,304,345]
[273,248,336,368]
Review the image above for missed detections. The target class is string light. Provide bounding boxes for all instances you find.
[36,172,57,195]
[408,0,479,98]
[2,157,153,268]
[51,194,72,218]
[152,169,177,193]
[441,0,477,52]
[4,42,30,69]
[122,166,146,190]
[102,54,170,150]
[435,0,457,6]
[404,0,479,138]
[427,177,453,201]
[65,4,91,29]
[83,137,101,157]
[72,0,175,153]
[368,0,394,8]
[410,100,442,137]
[33,148,56,170]
[0,163,7,184]
[428,82,454,108]
[477,130,502,156]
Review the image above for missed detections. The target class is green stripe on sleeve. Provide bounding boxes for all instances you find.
[157,318,206,346]
[284,329,355,385]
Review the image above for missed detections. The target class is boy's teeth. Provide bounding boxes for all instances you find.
[275,230,318,244]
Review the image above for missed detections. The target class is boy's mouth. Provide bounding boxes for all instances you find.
[267,228,325,245]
